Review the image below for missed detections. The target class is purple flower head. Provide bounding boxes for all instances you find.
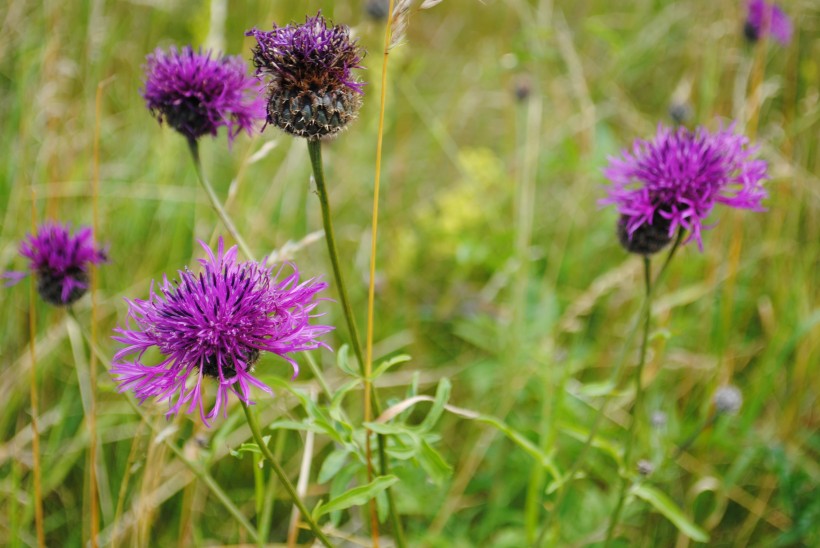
[744,0,792,45]
[4,223,107,306]
[246,12,365,139]
[142,46,265,143]
[602,124,768,253]
[111,239,331,425]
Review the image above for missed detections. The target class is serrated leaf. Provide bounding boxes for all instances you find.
[313,476,400,519]
[633,484,709,542]
[318,449,349,484]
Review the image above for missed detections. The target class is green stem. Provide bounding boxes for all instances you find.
[306,139,406,547]
[604,256,653,545]
[537,230,683,547]
[240,401,334,548]
[258,428,286,545]
[306,139,366,373]
[187,138,255,260]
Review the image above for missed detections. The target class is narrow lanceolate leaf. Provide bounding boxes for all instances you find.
[312,475,400,520]
[633,484,709,542]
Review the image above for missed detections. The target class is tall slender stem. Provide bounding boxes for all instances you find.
[363,1,399,544]
[538,230,683,546]
[27,191,45,548]
[604,256,653,545]
[307,139,405,547]
[307,139,366,372]
[187,138,255,260]
[240,401,334,548]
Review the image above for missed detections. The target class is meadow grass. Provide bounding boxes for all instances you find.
[1,0,818,546]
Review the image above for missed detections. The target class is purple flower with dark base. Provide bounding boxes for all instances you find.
[142,46,264,143]
[4,223,107,306]
[744,0,792,45]
[111,239,331,425]
[603,124,768,253]
[247,12,364,140]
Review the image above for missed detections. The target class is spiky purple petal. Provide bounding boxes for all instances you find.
[142,46,265,142]
[745,0,792,45]
[4,223,107,306]
[602,124,768,251]
[111,239,331,425]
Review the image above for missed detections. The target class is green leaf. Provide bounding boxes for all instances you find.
[329,379,360,421]
[633,484,709,542]
[372,354,412,379]
[318,449,349,484]
[363,421,417,437]
[336,344,359,378]
[268,420,325,435]
[419,378,452,432]
[313,475,400,519]
[476,415,561,481]
[417,438,453,484]
[229,436,271,459]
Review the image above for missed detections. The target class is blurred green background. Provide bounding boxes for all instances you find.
[1,0,818,545]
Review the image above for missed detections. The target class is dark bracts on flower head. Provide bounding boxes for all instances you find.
[617,212,674,256]
[201,347,261,379]
[6,223,107,307]
[37,267,89,306]
[247,13,364,140]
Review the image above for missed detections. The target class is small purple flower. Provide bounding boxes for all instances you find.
[247,12,365,139]
[142,46,264,143]
[4,223,107,306]
[111,239,331,425]
[744,0,792,45]
[603,124,768,253]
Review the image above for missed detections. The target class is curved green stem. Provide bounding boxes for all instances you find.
[604,256,652,545]
[187,138,255,260]
[240,401,334,548]
[307,140,406,546]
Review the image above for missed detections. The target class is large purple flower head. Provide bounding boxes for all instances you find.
[4,223,107,306]
[603,124,768,254]
[744,0,792,45]
[247,12,365,140]
[142,46,265,143]
[111,239,331,425]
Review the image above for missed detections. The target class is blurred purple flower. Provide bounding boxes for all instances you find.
[111,239,331,425]
[744,0,792,45]
[4,223,107,306]
[142,46,264,143]
[247,12,364,139]
[603,124,768,253]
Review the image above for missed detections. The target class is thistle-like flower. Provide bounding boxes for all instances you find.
[142,46,264,143]
[744,0,792,45]
[247,12,365,140]
[111,239,331,425]
[603,124,768,254]
[4,223,107,306]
